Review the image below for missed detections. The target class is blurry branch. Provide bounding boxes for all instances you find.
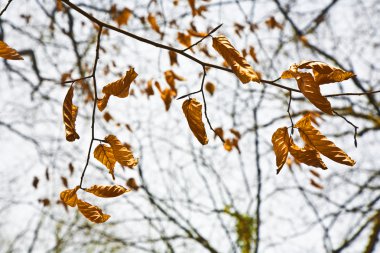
[0,120,40,147]
[0,0,12,16]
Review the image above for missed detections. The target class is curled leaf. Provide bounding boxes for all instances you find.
[86,185,130,198]
[77,199,110,223]
[60,186,80,207]
[298,61,354,85]
[295,114,355,166]
[0,41,24,60]
[168,51,178,66]
[288,138,327,170]
[94,144,116,180]
[177,32,192,48]
[212,35,260,83]
[205,82,216,95]
[105,135,139,168]
[182,98,208,145]
[271,127,290,174]
[126,178,139,191]
[164,70,185,94]
[97,68,138,111]
[147,13,161,34]
[63,85,80,141]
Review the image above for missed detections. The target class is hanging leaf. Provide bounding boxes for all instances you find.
[182,98,208,145]
[144,80,155,98]
[113,8,132,27]
[295,114,355,166]
[271,127,290,174]
[126,178,139,191]
[265,16,283,30]
[0,41,24,60]
[288,138,327,170]
[298,61,354,85]
[86,185,130,198]
[147,13,161,34]
[97,68,138,111]
[164,70,185,94]
[296,72,333,115]
[60,186,80,207]
[77,199,110,223]
[155,82,176,111]
[63,85,80,141]
[205,82,216,95]
[212,35,260,84]
[310,178,324,190]
[177,32,192,48]
[105,135,139,168]
[168,51,178,66]
[188,0,198,16]
[94,144,116,180]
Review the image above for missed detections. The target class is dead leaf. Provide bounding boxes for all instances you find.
[60,186,80,207]
[182,98,208,145]
[105,135,139,168]
[271,127,290,174]
[0,41,24,60]
[77,199,110,223]
[94,144,116,180]
[85,185,130,198]
[212,35,260,83]
[63,85,80,141]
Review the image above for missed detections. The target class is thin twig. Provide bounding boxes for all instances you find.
[333,110,359,147]
[183,24,223,52]
[325,90,380,97]
[79,26,103,188]
[62,75,92,84]
[287,90,294,134]
[177,89,202,100]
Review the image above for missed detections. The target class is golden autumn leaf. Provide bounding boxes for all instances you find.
[164,70,185,94]
[113,8,132,27]
[63,85,80,142]
[212,35,260,84]
[265,16,283,30]
[271,127,290,174]
[60,186,80,207]
[188,0,198,16]
[126,178,139,191]
[298,61,354,85]
[97,68,138,111]
[310,178,324,190]
[187,28,208,38]
[147,13,161,34]
[223,138,240,153]
[205,82,216,95]
[214,127,224,140]
[105,135,139,168]
[177,32,192,48]
[0,41,24,60]
[77,199,110,223]
[295,114,355,166]
[94,144,116,180]
[288,138,327,170]
[182,98,208,145]
[296,72,333,115]
[168,51,178,66]
[155,82,176,111]
[85,185,130,198]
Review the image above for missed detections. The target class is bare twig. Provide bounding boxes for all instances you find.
[183,24,223,52]
[0,0,12,16]
[333,110,359,147]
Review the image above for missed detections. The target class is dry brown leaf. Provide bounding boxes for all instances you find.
[223,138,240,153]
[271,127,290,174]
[310,178,324,190]
[177,32,192,48]
[288,138,327,170]
[159,88,176,111]
[32,176,39,189]
[164,70,185,94]
[97,68,138,111]
[113,8,132,27]
[214,127,224,140]
[188,0,197,16]
[168,51,178,66]
[296,72,333,115]
[205,82,215,95]
[187,29,208,38]
[0,41,24,60]
[147,13,161,34]
[265,16,283,30]
[94,144,116,180]
[295,114,355,166]
[126,178,139,191]
[85,185,130,198]
[77,199,110,223]
[63,85,80,141]
[298,61,354,85]
[249,46,259,63]
[60,186,80,207]
[103,112,113,122]
[105,135,138,168]
[182,98,208,145]
[212,35,260,84]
